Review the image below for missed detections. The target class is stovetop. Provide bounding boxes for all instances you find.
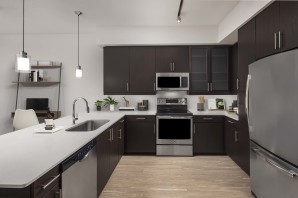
[156,98,193,116]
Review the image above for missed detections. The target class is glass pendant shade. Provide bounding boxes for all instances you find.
[16,51,31,73]
[76,65,82,78]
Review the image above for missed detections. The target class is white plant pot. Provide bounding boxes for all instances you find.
[110,104,115,111]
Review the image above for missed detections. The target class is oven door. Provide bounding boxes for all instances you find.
[156,116,193,145]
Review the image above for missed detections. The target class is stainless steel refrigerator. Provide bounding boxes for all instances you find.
[247,49,298,198]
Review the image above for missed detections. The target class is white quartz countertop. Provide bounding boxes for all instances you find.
[0,109,237,188]
[189,110,239,121]
[0,110,155,188]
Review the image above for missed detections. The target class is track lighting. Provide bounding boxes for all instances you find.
[177,0,183,23]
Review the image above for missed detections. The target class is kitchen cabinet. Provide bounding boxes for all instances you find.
[189,46,230,94]
[0,166,60,198]
[125,115,156,154]
[236,17,256,175]
[130,47,156,94]
[193,116,224,154]
[224,117,249,175]
[104,47,156,95]
[225,118,239,162]
[156,47,189,72]
[104,47,130,95]
[256,1,298,59]
[230,43,238,94]
[97,119,124,196]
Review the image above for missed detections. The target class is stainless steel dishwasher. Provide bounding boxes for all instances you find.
[60,139,97,198]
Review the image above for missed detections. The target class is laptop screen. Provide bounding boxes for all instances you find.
[26,98,49,111]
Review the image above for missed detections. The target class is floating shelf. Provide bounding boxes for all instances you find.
[31,65,61,69]
[12,81,60,86]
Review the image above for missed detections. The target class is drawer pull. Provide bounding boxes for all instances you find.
[41,174,60,190]
[118,129,122,139]
[227,120,235,124]
[119,119,125,123]
[203,117,213,120]
[136,117,146,120]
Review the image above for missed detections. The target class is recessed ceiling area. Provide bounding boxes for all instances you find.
[0,0,239,34]
[0,0,272,44]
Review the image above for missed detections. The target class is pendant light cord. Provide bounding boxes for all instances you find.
[78,13,80,66]
[22,0,25,52]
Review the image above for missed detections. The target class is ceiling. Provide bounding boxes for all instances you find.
[0,0,240,34]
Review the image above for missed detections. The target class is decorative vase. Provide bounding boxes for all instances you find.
[96,106,101,111]
[110,104,115,111]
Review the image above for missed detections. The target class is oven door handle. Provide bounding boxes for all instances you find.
[157,116,193,119]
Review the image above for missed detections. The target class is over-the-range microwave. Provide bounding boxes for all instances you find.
[156,73,189,91]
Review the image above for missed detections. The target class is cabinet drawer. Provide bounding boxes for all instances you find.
[126,115,155,122]
[34,165,60,198]
[194,116,224,123]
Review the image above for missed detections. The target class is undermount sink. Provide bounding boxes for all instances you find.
[66,120,109,132]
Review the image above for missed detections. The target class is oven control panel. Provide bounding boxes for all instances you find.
[157,98,187,105]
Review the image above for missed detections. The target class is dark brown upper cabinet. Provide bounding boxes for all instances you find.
[104,47,130,95]
[230,43,238,94]
[189,46,230,94]
[256,1,298,59]
[104,47,156,95]
[156,47,189,72]
[130,47,156,94]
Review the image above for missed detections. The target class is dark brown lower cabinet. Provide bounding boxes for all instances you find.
[193,116,224,154]
[97,119,125,197]
[225,117,249,175]
[0,166,60,198]
[125,116,156,154]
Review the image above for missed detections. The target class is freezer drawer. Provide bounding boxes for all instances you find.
[250,141,298,198]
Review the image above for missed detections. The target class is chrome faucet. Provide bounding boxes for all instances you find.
[73,97,90,124]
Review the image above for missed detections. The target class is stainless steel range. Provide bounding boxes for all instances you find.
[156,98,193,156]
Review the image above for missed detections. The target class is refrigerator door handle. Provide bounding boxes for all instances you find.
[251,147,298,178]
[245,74,251,126]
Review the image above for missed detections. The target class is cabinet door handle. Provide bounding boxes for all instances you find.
[153,124,156,134]
[172,62,175,71]
[237,78,239,90]
[203,117,213,120]
[274,33,277,50]
[207,83,210,92]
[234,131,239,142]
[126,82,129,92]
[278,31,281,49]
[227,120,235,124]
[194,124,196,134]
[136,117,146,120]
[210,83,213,92]
[119,119,125,123]
[108,129,112,142]
[118,129,122,139]
[112,128,114,141]
[41,174,60,190]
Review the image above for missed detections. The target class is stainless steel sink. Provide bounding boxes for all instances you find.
[66,120,109,132]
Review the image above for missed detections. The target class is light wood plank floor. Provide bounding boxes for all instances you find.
[100,156,252,198]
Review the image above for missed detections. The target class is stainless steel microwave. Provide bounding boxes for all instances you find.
[156,73,189,91]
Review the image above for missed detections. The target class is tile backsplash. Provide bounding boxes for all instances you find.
[104,91,237,111]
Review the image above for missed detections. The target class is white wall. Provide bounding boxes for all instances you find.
[0,26,235,135]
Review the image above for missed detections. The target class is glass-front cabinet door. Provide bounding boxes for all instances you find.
[190,48,209,93]
[211,47,229,91]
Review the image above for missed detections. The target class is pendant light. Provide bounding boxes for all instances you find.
[16,0,30,73]
[75,11,83,78]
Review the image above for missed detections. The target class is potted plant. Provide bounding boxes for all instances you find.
[95,100,103,111]
[103,96,118,111]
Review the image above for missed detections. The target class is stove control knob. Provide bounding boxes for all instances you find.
[179,98,186,104]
